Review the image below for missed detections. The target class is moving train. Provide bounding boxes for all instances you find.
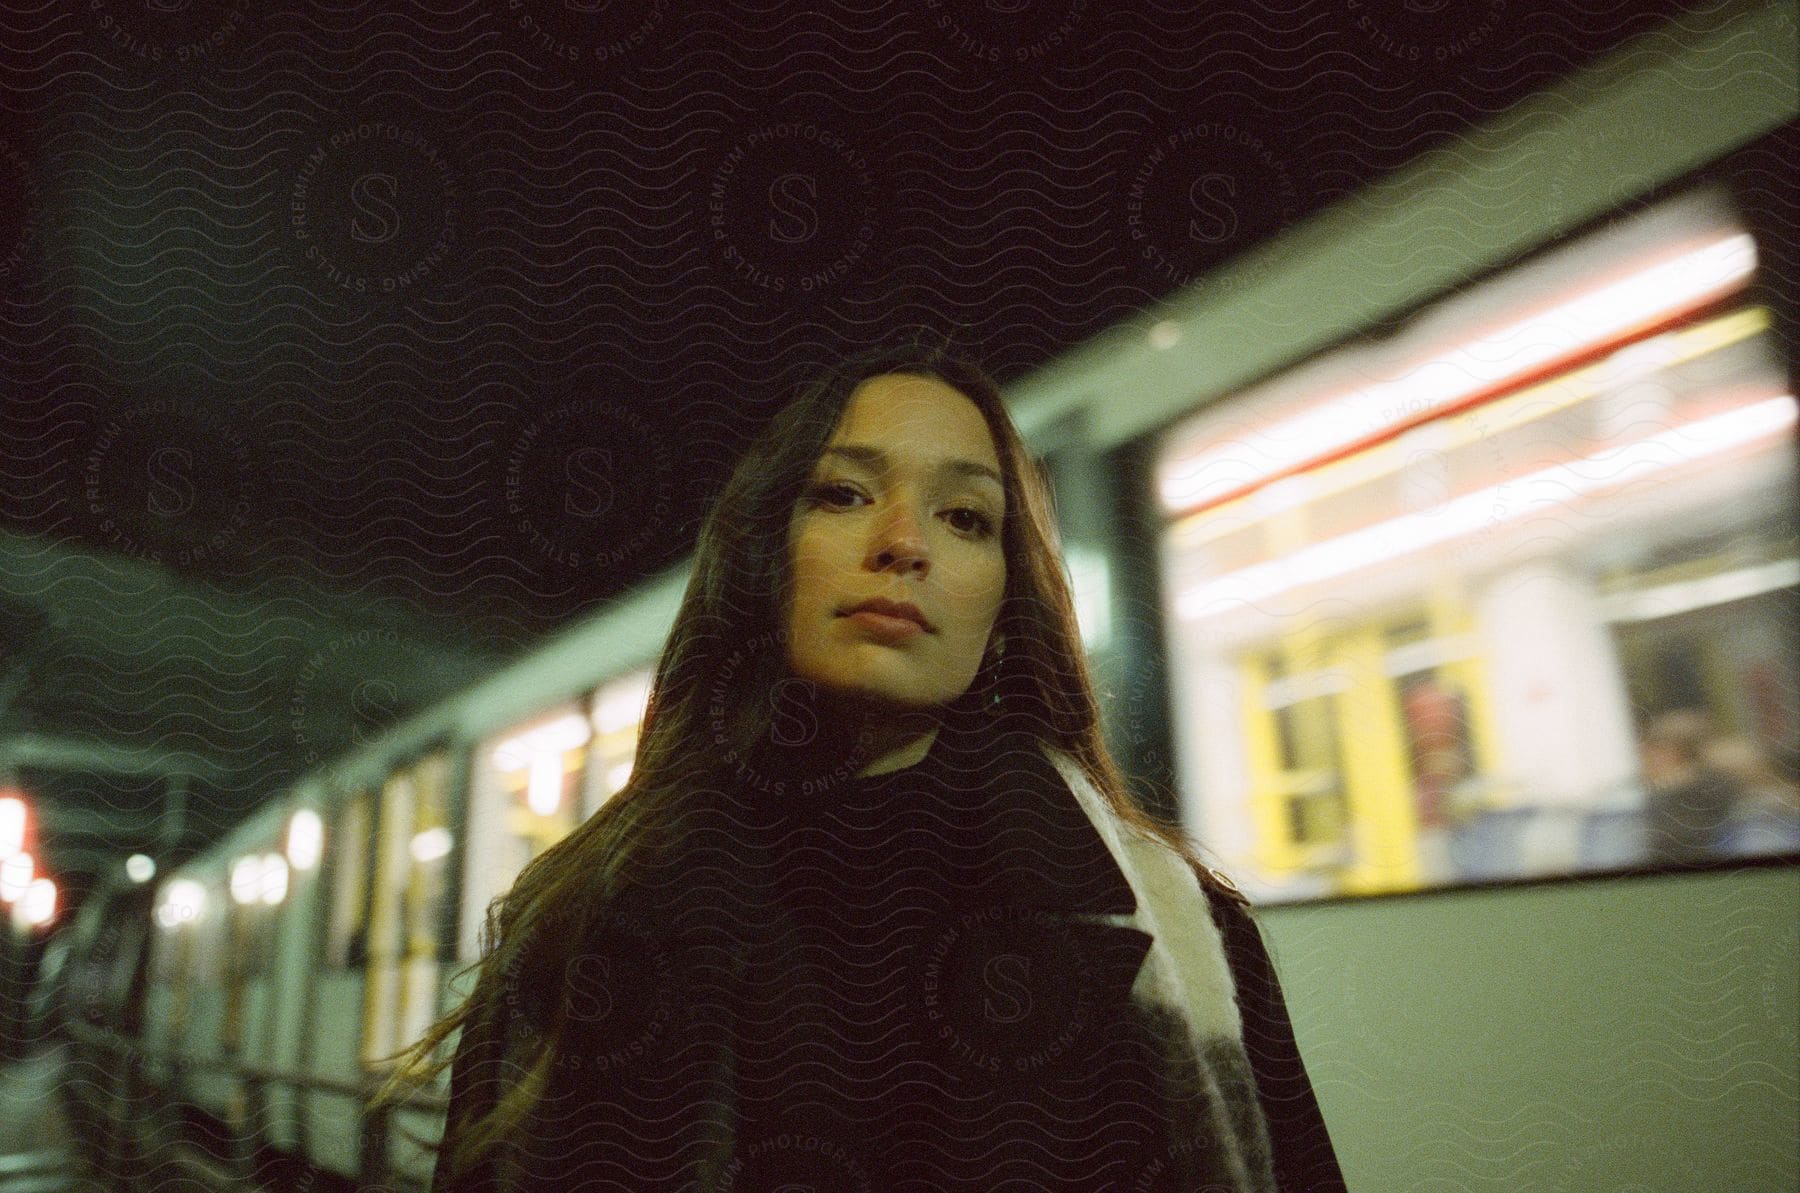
[38,9,1797,1190]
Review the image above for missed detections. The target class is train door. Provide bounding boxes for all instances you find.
[148,876,212,1054]
[1240,595,1504,894]
[220,889,245,1054]
[260,803,326,1163]
[160,904,198,1043]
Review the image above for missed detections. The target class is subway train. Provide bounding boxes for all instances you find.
[41,13,1799,1191]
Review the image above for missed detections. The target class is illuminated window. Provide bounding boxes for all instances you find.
[1157,189,1796,902]
[460,707,589,961]
[586,668,653,814]
[226,850,284,980]
[363,752,457,1065]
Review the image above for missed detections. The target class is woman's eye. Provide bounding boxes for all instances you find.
[947,508,997,538]
[807,481,861,507]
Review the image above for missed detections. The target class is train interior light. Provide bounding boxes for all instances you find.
[229,854,289,907]
[259,853,289,905]
[409,825,452,863]
[491,712,591,771]
[228,857,259,905]
[490,712,592,816]
[1176,393,1797,618]
[592,671,653,735]
[285,807,324,870]
[155,877,206,928]
[523,755,558,815]
[1599,558,1800,624]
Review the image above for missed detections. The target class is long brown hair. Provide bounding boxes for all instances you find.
[370,333,1246,1182]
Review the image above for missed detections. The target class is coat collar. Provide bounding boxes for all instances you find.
[1039,743,1248,1042]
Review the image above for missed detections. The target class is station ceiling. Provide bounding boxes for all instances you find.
[0,0,1704,895]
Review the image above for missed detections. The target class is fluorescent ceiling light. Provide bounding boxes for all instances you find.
[1176,395,1795,619]
[493,711,591,771]
[1161,233,1757,515]
[1600,559,1800,624]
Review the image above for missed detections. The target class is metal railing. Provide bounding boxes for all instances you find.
[61,1021,444,1192]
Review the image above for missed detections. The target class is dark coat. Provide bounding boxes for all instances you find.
[432,728,1346,1192]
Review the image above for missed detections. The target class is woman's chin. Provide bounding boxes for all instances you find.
[810,676,950,715]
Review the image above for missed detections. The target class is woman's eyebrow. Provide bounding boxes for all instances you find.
[819,443,1003,490]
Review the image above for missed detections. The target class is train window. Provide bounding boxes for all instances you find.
[1156,187,1798,902]
[222,872,267,1050]
[150,876,222,1040]
[362,751,456,1066]
[585,668,653,815]
[191,878,228,988]
[460,705,589,962]
[225,850,286,975]
[151,876,212,1006]
[402,752,455,964]
[325,790,374,968]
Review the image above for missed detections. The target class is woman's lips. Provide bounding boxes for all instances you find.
[841,610,926,641]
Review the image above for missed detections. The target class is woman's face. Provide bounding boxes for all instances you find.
[786,372,1008,712]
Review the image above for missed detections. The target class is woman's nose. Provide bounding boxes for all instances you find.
[868,499,928,573]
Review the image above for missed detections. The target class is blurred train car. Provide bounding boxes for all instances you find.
[52,568,679,1190]
[46,5,1797,1190]
[39,877,158,1175]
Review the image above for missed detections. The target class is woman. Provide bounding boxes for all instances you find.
[376,339,1347,1192]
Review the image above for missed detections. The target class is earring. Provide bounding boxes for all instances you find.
[981,640,1006,712]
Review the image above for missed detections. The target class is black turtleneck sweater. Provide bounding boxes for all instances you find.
[717,708,1179,1192]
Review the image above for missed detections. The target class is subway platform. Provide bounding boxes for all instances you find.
[0,1045,102,1193]
[0,1039,294,1193]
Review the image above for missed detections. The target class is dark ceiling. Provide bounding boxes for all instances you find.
[0,0,1711,896]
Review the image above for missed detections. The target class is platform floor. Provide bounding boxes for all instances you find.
[0,1045,103,1193]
